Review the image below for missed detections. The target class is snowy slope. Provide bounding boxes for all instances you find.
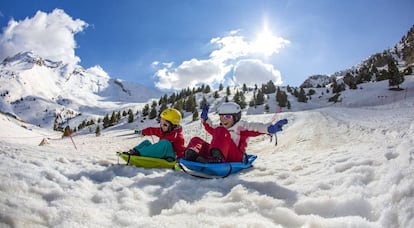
[0,51,162,128]
[0,78,413,227]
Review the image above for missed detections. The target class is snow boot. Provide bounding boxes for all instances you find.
[208,148,225,163]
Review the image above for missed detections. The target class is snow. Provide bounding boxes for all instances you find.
[1,77,414,227]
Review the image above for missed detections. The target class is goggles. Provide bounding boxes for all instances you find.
[160,119,171,127]
[219,114,233,120]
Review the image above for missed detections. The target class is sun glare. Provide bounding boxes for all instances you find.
[252,26,287,57]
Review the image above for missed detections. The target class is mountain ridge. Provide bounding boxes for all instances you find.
[301,24,414,88]
[0,51,162,128]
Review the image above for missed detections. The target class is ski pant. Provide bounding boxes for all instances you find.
[133,139,176,161]
[186,127,243,162]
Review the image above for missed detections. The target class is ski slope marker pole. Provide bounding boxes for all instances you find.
[69,134,78,150]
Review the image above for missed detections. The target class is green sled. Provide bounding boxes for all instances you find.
[118,152,177,169]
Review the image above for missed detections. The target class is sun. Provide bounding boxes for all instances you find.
[251,26,289,57]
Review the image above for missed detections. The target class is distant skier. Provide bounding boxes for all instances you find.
[125,108,185,161]
[184,102,288,163]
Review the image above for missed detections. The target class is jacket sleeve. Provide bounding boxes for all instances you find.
[202,119,216,135]
[141,127,162,137]
[237,120,271,134]
[163,128,186,158]
[173,132,186,158]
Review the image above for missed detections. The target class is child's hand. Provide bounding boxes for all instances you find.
[134,129,143,136]
[267,119,288,134]
[201,103,209,120]
[275,119,288,127]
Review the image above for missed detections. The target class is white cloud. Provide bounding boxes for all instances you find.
[85,65,110,79]
[151,61,160,67]
[155,58,227,90]
[233,59,283,87]
[154,30,289,90]
[0,9,87,67]
[209,35,250,62]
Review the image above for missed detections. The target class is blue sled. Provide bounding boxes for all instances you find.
[178,154,257,178]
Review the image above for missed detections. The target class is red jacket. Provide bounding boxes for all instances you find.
[201,119,268,162]
[142,126,186,158]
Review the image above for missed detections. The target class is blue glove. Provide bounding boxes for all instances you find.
[201,103,209,120]
[267,119,288,134]
[275,119,288,127]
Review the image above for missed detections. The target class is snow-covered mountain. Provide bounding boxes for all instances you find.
[301,25,414,88]
[0,51,162,128]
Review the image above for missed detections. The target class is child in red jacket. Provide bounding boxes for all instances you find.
[127,108,185,161]
[184,102,288,163]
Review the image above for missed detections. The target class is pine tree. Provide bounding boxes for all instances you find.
[344,73,357,89]
[142,104,149,117]
[159,94,168,105]
[159,103,168,115]
[249,100,255,107]
[192,109,199,121]
[242,83,248,92]
[255,89,265,105]
[251,90,257,107]
[233,90,247,109]
[286,85,292,93]
[116,111,121,122]
[185,95,196,112]
[239,91,247,109]
[276,89,288,107]
[149,106,157,119]
[103,114,110,128]
[262,80,276,94]
[213,91,219,99]
[204,85,211,93]
[168,93,176,104]
[388,60,404,89]
[128,111,134,123]
[297,88,307,103]
[173,99,184,112]
[95,126,101,136]
[233,90,241,104]
[110,112,117,126]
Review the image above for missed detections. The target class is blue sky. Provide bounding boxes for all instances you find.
[1,0,413,90]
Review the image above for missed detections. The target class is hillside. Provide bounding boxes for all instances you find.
[0,76,413,227]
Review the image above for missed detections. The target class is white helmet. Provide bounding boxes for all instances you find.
[218,102,241,123]
[218,102,241,114]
